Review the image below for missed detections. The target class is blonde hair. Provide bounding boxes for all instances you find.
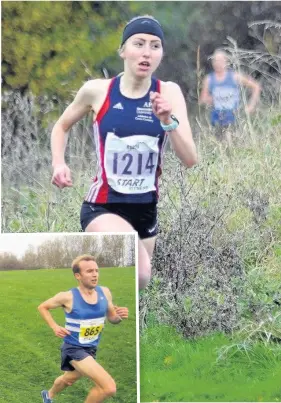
[72,255,96,274]
[210,49,229,60]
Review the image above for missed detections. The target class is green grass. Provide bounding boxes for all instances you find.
[0,267,136,403]
[140,325,281,402]
[138,108,281,402]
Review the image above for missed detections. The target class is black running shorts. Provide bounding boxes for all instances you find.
[80,202,158,239]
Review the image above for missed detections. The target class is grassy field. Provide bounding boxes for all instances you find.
[0,267,136,403]
[140,325,281,403]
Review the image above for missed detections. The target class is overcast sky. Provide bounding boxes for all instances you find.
[0,233,136,263]
[0,233,72,257]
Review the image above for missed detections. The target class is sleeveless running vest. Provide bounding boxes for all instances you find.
[208,70,239,126]
[64,286,108,348]
[85,76,167,204]
[209,70,239,111]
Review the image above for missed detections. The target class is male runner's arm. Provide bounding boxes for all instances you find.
[51,79,102,189]
[234,73,261,114]
[38,292,71,338]
[102,287,129,325]
[150,82,198,168]
[199,76,213,106]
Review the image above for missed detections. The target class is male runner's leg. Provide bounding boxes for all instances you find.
[49,370,82,398]
[41,371,82,402]
[70,356,116,403]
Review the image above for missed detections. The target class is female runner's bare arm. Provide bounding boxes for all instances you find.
[151,82,198,167]
[51,80,100,188]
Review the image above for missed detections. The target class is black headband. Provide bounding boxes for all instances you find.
[121,17,164,47]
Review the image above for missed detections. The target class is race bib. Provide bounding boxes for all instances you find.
[104,132,160,194]
[79,317,105,344]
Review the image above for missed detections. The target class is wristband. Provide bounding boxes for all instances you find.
[160,115,179,131]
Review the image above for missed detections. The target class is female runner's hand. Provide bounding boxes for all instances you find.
[52,163,73,188]
[150,91,173,124]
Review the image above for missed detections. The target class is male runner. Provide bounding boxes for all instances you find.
[200,49,261,146]
[38,255,129,403]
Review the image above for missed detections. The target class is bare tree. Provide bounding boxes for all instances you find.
[0,252,22,271]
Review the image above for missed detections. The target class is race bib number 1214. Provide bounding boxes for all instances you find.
[104,133,160,194]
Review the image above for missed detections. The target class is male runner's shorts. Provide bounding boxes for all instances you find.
[211,110,236,141]
[211,109,235,127]
[61,342,97,372]
[212,123,234,141]
[80,201,158,239]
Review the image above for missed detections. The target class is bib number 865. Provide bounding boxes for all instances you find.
[82,325,103,337]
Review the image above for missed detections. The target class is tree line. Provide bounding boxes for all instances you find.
[0,235,135,270]
[2,1,280,102]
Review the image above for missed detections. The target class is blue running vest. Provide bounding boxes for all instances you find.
[85,76,167,204]
[64,286,108,348]
[209,70,239,125]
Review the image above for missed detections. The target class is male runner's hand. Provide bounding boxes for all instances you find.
[52,163,73,189]
[52,324,71,338]
[114,306,129,319]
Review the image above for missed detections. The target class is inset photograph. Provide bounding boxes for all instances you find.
[0,233,137,403]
